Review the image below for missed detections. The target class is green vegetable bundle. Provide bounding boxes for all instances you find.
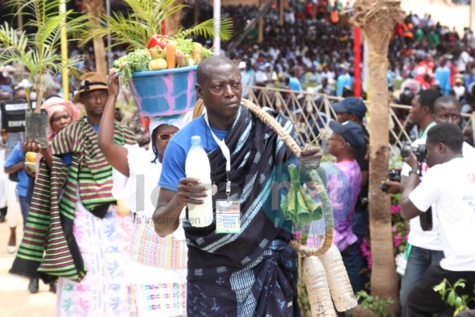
[113,49,151,80]
[281,164,323,225]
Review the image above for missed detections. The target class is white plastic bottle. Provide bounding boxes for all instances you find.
[185,136,213,227]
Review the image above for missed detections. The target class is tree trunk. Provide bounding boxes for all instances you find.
[165,0,183,36]
[351,0,403,313]
[83,0,107,76]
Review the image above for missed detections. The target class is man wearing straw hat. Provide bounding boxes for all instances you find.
[154,55,322,316]
[10,72,137,316]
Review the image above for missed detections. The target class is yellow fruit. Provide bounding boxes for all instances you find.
[25,152,37,163]
[148,58,167,70]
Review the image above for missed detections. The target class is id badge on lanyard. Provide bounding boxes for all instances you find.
[216,200,240,233]
[203,115,241,233]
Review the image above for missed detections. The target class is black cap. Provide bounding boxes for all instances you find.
[332,97,368,117]
[329,120,365,149]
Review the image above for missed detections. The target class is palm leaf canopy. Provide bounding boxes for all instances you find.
[0,0,89,109]
[81,0,233,51]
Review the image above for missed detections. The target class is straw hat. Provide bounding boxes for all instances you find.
[73,72,108,102]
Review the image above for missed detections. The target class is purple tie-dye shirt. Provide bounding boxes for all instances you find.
[333,160,361,251]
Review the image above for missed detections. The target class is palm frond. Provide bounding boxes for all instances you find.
[82,0,227,50]
[176,18,234,41]
[0,0,88,111]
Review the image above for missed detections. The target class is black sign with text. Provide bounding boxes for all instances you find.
[1,99,37,132]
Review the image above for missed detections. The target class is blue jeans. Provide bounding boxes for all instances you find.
[400,245,445,317]
[18,195,30,230]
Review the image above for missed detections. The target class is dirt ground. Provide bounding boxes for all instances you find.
[0,218,55,317]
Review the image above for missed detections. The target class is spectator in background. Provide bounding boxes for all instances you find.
[453,77,466,101]
[114,107,123,122]
[288,67,303,92]
[456,46,471,74]
[264,62,278,86]
[336,65,352,97]
[464,65,475,91]
[332,97,370,264]
[4,134,35,291]
[314,77,336,97]
[240,61,256,98]
[255,64,268,87]
[435,59,451,96]
[2,87,27,258]
[328,120,368,300]
[399,89,445,317]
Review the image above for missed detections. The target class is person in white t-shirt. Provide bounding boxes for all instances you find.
[401,123,475,316]
[399,90,445,316]
[432,96,475,159]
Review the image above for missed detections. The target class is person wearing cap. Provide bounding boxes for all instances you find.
[332,97,369,259]
[328,120,368,298]
[453,76,466,101]
[10,72,137,316]
[99,69,190,316]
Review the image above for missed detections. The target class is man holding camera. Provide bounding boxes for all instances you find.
[399,89,445,316]
[401,123,475,316]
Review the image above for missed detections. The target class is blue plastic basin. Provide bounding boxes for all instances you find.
[128,66,197,117]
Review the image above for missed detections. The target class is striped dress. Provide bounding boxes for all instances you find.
[10,119,137,317]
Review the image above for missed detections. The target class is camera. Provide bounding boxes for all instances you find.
[379,169,402,192]
[401,144,427,164]
[401,143,433,231]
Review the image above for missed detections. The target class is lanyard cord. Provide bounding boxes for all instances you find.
[203,114,232,201]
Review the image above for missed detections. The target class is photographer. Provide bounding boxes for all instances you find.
[398,89,445,316]
[401,123,475,316]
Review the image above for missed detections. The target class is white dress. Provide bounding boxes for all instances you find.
[112,144,187,317]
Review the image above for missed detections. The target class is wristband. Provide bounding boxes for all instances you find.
[408,169,418,176]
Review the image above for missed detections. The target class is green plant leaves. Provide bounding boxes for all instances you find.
[0,0,89,110]
[81,0,233,52]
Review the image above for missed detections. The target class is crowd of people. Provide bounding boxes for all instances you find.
[0,0,475,316]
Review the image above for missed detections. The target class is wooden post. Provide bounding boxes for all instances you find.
[354,27,361,97]
[351,0,403,313]
[165,0,183,36]
[279,0,284,26]
[83,0,107,76]
[194,0,199,25]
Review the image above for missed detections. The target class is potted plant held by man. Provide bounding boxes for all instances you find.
[0,0,89,147]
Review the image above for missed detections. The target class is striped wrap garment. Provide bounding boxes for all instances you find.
[10,119,136,282]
